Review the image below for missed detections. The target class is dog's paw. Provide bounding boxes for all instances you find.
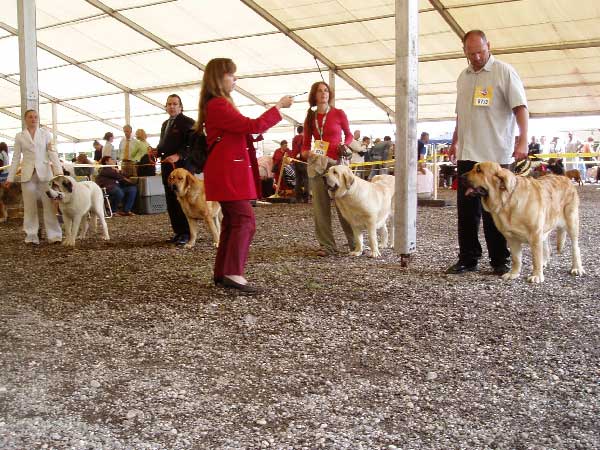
[570,267,585,276]
[102,235,110,241]
[527,274,544,283]
[213,242,219,248]
[369,250,381,258]
[502,272,520,281]
[349,250,362,257]
[63,240,76,247]
[183,242,194,249]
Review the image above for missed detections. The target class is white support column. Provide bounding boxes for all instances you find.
[329,70,336,107]
[394,0,419,265]
[17,0,39,128]
[51,101,57,149]
[124,92,131,125]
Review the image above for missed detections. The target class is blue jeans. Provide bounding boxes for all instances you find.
[109,185,137,213]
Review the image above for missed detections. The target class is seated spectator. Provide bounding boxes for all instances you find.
[272,140,290,177]
[73,153,94,178]
[95,156,138,216]
[439,156,457,188]
[0,141,9,168]
[417,162,434,199]
[273,155,295,194]
[281,160,296,190]
[257,154,274,199]
[0,141,8,182]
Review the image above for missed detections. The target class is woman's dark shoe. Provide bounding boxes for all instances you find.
[213,277,224,287]
[222,277,262,294]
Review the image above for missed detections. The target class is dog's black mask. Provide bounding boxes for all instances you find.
[460,174,488,197]
[62,179,73,193]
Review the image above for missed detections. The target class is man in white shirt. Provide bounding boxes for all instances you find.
[446,29,529,276]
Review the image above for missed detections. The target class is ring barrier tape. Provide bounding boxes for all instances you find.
[3,153,598,175]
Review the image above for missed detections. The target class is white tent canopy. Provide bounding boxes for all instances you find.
[1,0,599,152]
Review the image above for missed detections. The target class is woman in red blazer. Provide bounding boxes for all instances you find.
[199,58,293,293]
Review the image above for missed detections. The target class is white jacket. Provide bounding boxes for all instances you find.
[8,128,63,183]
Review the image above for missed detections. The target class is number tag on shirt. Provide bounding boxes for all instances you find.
[473,86,494,106]
[311,140,329,156]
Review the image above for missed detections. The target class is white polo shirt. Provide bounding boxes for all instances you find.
[455,55,527,164]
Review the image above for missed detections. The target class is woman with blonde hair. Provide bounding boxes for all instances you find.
[199,57,293,293]
[301,81,355,257]
[4,110,63,244]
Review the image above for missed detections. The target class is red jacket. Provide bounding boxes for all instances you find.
[291,134,304,160]
[204,97,282,201]
[301,107,353,160]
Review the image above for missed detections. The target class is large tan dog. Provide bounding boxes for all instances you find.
[465,162,584,283]
[167,168,221,249]
[325,165,394,257]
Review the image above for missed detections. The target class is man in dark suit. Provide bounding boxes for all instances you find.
[156,94,195,245]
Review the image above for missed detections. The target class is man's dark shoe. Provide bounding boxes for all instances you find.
[165,234,181,243]
[175,234,190,246]
[492,262,510,276]
[445,261,478,274]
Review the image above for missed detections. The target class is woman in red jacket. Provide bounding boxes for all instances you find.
[199,58,293,293]
[301,81,355,257]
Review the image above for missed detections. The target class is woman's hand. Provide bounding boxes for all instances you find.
[275,96,294,109]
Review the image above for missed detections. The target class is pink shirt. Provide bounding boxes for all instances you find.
[302,107,353,160]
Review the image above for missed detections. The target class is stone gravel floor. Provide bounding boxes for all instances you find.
[0,187,598,449]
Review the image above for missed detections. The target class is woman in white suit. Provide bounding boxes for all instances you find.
[5,109,63,244]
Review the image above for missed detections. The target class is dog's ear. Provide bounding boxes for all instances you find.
[342,168,355,190]
[185,171,194,189]
[62,178,73,193]
[494,168,516,192]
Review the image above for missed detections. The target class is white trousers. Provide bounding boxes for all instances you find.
[20,171,62,242]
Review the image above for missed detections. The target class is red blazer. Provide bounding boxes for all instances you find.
[204,97,282,201]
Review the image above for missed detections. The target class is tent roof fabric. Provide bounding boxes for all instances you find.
[1,0,599,147]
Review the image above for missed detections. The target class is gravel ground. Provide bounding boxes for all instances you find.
[0,187,598,450]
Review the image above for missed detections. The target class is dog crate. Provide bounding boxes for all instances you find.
[136,176,165,197]
[133,176,167,215]
[135,194,167,215]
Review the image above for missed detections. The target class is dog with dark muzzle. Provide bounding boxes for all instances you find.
[463,162,584,283]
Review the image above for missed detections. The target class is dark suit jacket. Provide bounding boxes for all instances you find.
[156,113,195,159]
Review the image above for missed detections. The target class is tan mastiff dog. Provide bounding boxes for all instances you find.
[464,161,584,283]
[325,165,394,258]
[168,168,221,249]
